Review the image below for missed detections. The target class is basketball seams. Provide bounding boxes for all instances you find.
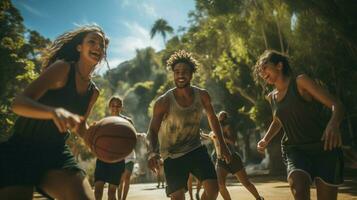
[84,116,137,163]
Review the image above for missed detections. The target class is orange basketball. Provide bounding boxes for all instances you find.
[83,116,137,163]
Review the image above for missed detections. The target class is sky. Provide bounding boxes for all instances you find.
[12,0,196,73]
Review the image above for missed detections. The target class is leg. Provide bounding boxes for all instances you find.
[315,178,338,200]
[235,169,261,199]
[188,174,194,200]
[118,176,124,200]
[170,188,186,200]
[156,168,161,188]
[121,170,132,200]
[108,184,117,200]
[200,179,219,200]
[216,165,231,200]
[196,177,202,200]
[0,186,34,200]
[94,181,105,200]
[40,169,94,200]
[288,171,311,200]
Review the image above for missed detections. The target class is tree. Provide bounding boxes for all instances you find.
[0,0,49,138]
[150,18,174,44]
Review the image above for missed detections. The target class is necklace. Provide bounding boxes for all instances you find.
[75,64,92,82]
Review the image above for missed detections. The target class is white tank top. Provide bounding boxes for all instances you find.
[158,87,203,159]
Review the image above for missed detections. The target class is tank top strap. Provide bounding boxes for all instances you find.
[64,62,76,91]
[192,87,201,105]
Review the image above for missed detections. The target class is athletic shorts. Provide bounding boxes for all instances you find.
[217,152,244,174]
[0,141,84,188]
[282,143,344,186]
[125,161,134,173]
[163,146,217,196]
[94,159,125,185]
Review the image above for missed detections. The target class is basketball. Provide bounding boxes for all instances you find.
[83,116,137,163]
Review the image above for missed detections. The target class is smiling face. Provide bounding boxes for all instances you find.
[173,62,193,88]
[77,31,106,65]
[258,61,284,85]
[109,99,123,116]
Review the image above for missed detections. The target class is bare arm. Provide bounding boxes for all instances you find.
[199,89,231,162]
[257,117,282,153]
[11,60,83,133]
[147,96,168,154]
[11,60,70,119]
[296,74,344,150]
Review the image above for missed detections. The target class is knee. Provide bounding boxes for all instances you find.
[94,188,103,199]
[218,180,226,189]
[205,182,219,197]
[289,181,310,199]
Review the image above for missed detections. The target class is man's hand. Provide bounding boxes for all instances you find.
[148,153,161,174]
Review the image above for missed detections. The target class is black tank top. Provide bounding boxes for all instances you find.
[9,63,95,147]
[271,78,327,146]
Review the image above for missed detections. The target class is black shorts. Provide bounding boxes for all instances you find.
[94,159,125,185]
[163,146,217,196]
[217,152,244,174]
[0,142,83,188]
[282,143,344,186]
[125,161,134,173]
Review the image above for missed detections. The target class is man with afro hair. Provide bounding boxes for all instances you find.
[147,50,232,200]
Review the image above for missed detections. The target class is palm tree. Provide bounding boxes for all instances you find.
[150,18,173,44]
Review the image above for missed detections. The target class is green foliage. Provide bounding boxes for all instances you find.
[0,0,49,133]
[150,18,174,44]
[124,81,155,132]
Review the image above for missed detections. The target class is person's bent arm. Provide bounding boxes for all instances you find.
[297,74,344,150]
[147,96,168,172]
[257,117,282,154]
[200,89,232,163]
[11,60,83,133]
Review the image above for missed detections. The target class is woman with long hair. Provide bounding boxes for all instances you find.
[0,25,109,200]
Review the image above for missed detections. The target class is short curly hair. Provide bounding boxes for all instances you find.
[166,50,200,73]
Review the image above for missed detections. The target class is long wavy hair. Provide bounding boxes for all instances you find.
[41,25,109,70]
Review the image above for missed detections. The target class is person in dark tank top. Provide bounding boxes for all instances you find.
[253,50,344,200]
[0,25,109,200]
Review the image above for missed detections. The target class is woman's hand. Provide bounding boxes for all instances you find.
[51,108,83,133]
[257,138,268,154]
[322,121,342,151]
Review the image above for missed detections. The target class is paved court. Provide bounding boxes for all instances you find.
[81,176,356,200]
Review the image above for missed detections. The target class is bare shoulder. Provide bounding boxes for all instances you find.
[296,74,315,87]
[154,92,170,112]
[42,60,72,89]
[44,60,71,75]
[195,86,210,101]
